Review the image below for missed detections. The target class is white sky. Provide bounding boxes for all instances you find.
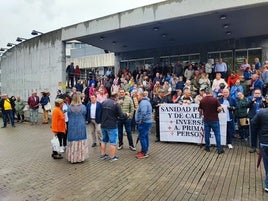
[0,0,165,49]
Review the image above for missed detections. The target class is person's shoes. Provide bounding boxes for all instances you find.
[143,153,149,158]
[1,126,7,128]
[129,146,136,151]
[53,155,63,159]
[59,146,64,153]
[109,156,119,162]
[264,187,268,192]
[117,145,123,150]
[249,148,256,153]
[227,144,233,149]
[204,147,210,152]
[155,138,160,142]
[91,143,97,147]
[136,151,143,157]
[12,125,16,128]
[136,153,145,159]
[42,122,48,124]
[218,150,225,154]
[100,154,109,160]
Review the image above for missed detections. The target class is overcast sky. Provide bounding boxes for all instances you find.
[0,0,165,49]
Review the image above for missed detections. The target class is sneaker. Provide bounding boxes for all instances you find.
[227,144,233,149]
[249,148,256,153]
[218,150,225,154]
[136,151,143,156]
[100,154,109,160]
[144,153,149,158]
[109,156,119,162]
[136,153,145,159]
[59,146,64,153]
[204,147,210,152]
[265,187,268,192]
[117,145,123,150]
[91,143,97,147]
[129,146,136,151]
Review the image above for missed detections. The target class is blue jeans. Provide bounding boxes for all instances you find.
[137,122,152,155]
[204,121,223,151]
[3,109,14,126]
[101,128,118,145]
[118,119,134,147]
[227,121,234,144]
[260,143,268,188]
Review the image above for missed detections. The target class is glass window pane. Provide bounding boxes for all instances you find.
[221,51,233,71]
[235,50,247,70]
[248,49,262,65]
[189,54,200,63]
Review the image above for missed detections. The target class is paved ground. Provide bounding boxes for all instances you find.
[0,117,268,201]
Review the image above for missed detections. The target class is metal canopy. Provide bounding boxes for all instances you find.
[77,3,268,53]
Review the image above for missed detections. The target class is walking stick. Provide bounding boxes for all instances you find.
[200,127,204,148]
[257,151,262,168]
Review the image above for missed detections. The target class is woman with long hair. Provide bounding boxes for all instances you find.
[66,93,89,163]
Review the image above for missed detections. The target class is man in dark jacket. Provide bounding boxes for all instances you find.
[100,93,127,162]
[152,89,171,142]
[251,107,268,192]
[0,94,15,128]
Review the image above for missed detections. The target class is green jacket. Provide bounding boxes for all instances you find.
[236,97,248,118]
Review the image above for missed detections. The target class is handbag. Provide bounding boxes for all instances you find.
[44,102,52,111]
[239,118,249,126]
[51,136,60,152]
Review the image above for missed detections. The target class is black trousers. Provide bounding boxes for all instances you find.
[57,132,67,147]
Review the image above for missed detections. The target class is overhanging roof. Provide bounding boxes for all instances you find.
[75,2,268,53]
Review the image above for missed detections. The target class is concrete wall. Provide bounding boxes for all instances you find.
[61,0,265,40]
[1,29,65,102]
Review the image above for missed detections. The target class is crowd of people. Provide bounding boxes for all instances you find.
[1,57,268,191]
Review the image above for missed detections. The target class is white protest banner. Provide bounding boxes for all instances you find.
[159,104,227,145]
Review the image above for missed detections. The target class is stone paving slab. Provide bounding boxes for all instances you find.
[0,120,268,201]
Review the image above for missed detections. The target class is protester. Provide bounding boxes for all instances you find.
[152,89,170,142]
[51,99,65,159]
[135,91,153,159]
[199,87,224,154]
[236,92,249,140]
[0,94,15,128]
[251,107,268,192]
[117,89,136,151]
[86,94,102,147]
[15,96,25,123]
[40,91,50,124]
[100,93,127,162]
[28,91,40,125]
[66,93,88,163]
[248,89,265,153]
[218,88,237,149]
